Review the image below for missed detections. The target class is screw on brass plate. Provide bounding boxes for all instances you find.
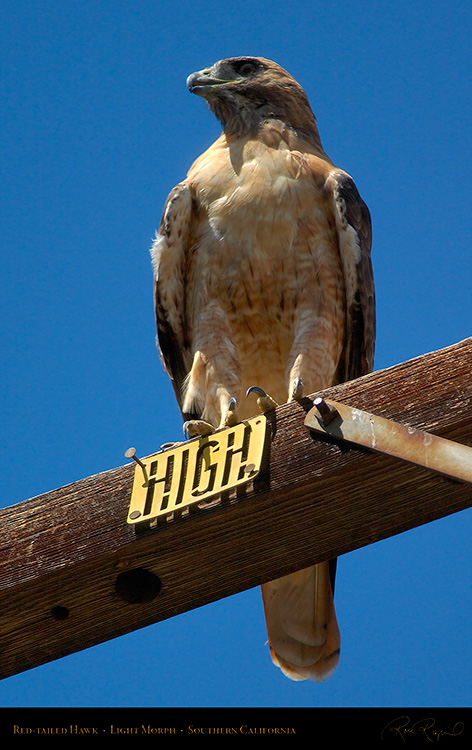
[125,446,145,468]
[125,447,148,482]
[313,397,339,426]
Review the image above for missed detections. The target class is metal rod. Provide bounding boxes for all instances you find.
[305,399,472,485]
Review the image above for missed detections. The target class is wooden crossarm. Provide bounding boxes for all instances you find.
[0,337,471,679]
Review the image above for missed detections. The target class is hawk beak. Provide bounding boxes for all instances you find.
[186,70,235,96]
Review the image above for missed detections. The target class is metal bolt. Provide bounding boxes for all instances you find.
[313,397,339,426]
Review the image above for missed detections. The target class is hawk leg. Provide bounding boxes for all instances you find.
[183,397,239,438]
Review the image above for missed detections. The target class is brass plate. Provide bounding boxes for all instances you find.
[127,416,268,525]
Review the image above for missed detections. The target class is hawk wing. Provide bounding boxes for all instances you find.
[328,170,375,383]
[151,182,198,421]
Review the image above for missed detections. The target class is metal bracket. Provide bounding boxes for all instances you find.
[305,397,472,484]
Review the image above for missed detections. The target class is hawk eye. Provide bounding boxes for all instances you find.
[238,62,257,76]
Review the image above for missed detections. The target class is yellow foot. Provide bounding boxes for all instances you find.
[219,397,238,428]
[289,377,304,401]
[246,386,279,414]
[182,420,215,438]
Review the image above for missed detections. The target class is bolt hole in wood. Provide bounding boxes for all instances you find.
[115,568,162,604]
[51,605,69,621]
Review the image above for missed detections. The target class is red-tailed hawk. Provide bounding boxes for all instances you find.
[151,57,375,681]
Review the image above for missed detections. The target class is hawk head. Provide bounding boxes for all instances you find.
[186,56,319,140]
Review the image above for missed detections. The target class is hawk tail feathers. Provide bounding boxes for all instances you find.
[261,562,340,682]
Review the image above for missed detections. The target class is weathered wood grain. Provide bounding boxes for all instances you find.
[0,337,471,679]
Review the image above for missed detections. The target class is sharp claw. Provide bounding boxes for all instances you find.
[246,386,267,398]
[246,385,278,413]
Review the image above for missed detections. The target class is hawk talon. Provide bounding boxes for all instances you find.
[246,386,279,414]
[290,377,304,401]
[219,396,239,428]
[182,419,215,438]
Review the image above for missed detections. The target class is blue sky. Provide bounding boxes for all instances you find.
[1,0,471,711]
